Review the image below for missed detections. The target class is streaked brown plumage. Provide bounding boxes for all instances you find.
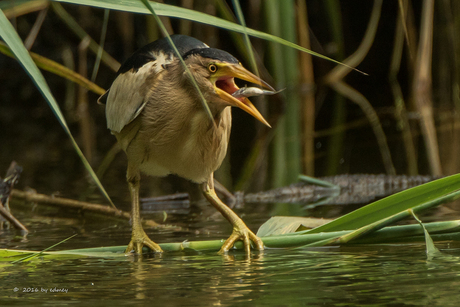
[100,35,273,254]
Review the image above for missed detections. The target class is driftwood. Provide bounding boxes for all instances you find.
[134,174,437,208]
[11,189,183,230]
[7,174,437,233]
[242,174,435,205]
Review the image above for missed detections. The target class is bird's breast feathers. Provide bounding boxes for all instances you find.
[137,106,231,183]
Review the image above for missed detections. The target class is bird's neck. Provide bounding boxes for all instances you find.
[205,103,229,127]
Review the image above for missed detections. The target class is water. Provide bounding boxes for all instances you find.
[2,201,460,306]
[3,245,460,306]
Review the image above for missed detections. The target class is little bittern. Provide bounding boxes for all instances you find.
[99,35,273,255]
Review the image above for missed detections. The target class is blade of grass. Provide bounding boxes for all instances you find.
[410,209,443,259]
[231,0,258,76]
[319,187,460,245]
[2,0,48,18]
[256,216,332,237]
[54,0,362,73]
[306,173,460,234]
[0,10,115,208]
[304,216,403,247]
[298,174,340,189]
[281,185,460,248]
[353,220,460,244]
[23,5,48,50]
[214,0,258,71]
[325,0,382,82]
[50,2,120,72]
[1,0,44,10]
[3,219,460,259]
[12,234,77,263]
[303,209,418,247]
[0,41,105,95]
[91,8,109,82]
[140,0,214,127]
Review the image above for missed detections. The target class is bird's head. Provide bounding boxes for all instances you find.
[182,48,274,127]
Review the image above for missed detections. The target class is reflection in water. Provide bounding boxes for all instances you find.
[2,244,460,305]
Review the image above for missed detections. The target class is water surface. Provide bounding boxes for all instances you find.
[2,201,460,306]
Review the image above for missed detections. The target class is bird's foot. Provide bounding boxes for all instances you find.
[125,227,163,255]
[219,219,264,254]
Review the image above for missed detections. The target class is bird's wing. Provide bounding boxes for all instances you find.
[101,35,209,132]
[103,61,155,132]
[103,53,175,133]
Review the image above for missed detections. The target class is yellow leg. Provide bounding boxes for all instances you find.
[125,170,163,254]
[202,176,264,254]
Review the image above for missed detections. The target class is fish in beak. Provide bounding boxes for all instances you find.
[212,63,275,128]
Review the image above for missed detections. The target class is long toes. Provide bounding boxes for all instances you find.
[125,241,135,254]
[144,239,163,253]
[243,236,251,254]
[218,234,237,254]
[250,233,265,251]
[136,242,143,253]
[218,231,265,254]
[125,235,163,255]
[124,241,142,255]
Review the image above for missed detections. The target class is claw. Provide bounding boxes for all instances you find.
[125,228,163,255]
[218,220,264,254]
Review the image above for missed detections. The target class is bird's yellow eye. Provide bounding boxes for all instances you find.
[208,64,218,73]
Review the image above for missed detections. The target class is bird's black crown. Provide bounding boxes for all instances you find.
[117,35,208,75]
[183,48,239,64]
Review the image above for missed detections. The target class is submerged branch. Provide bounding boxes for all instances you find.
[0,203,28,233]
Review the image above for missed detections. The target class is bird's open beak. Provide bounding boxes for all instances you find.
[213,64,274,128]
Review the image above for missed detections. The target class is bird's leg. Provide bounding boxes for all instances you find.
[125,169,163,254]
[202,175,264,254]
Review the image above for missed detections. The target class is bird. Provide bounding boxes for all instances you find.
[99,34,273,255]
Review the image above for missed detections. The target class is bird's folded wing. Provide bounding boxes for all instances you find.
[103,61,158,133]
